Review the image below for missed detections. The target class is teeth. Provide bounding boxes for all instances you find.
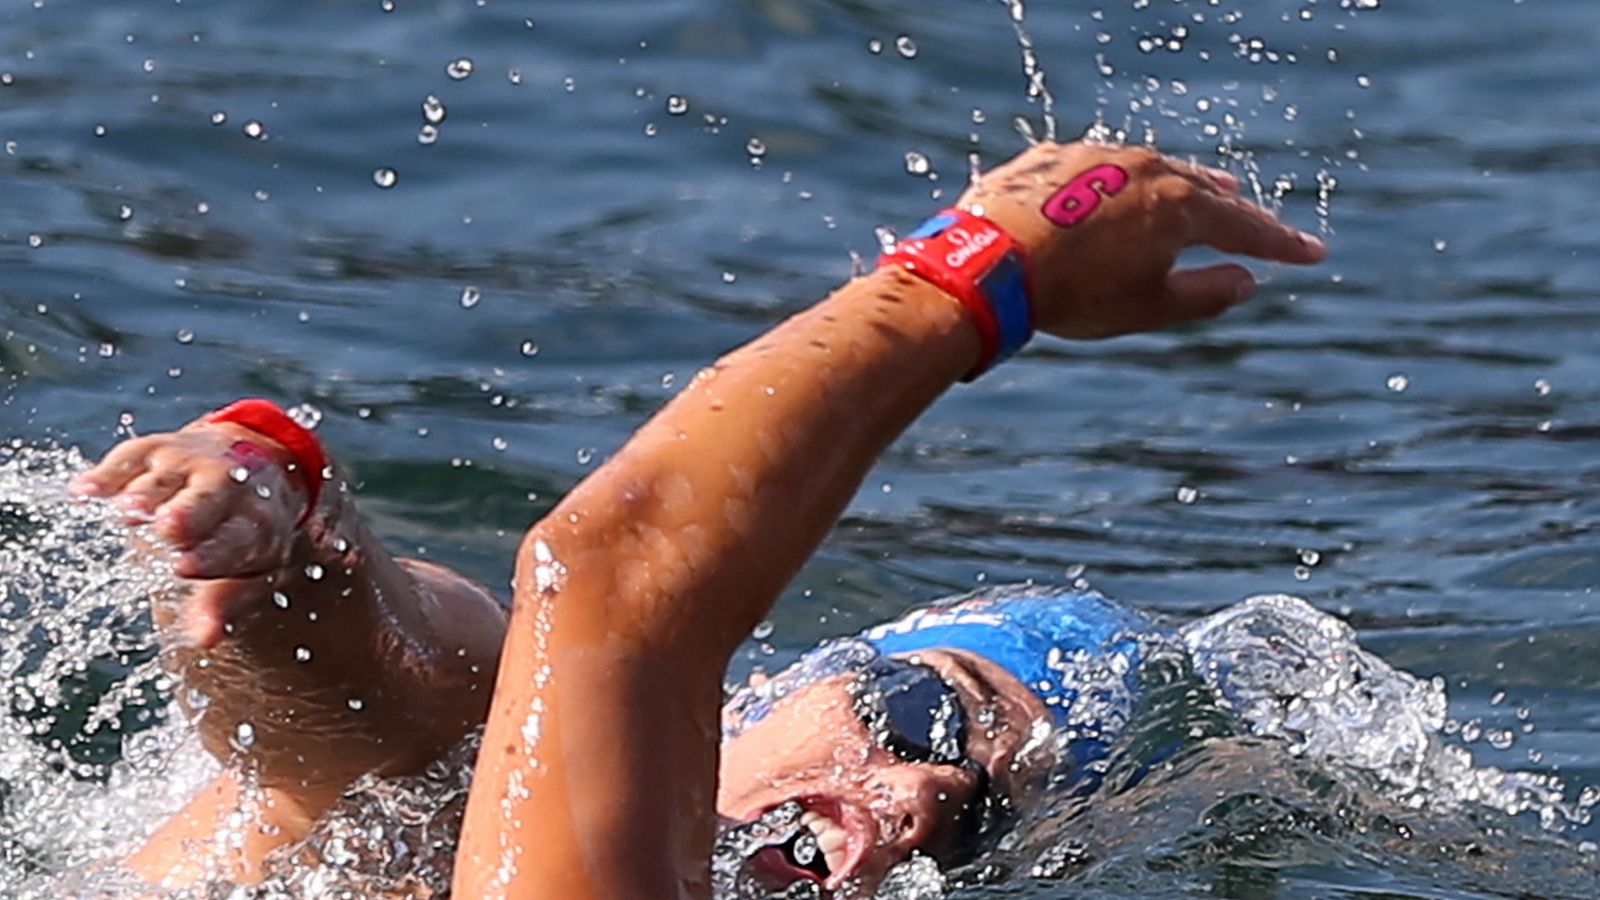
[799,810,850,877]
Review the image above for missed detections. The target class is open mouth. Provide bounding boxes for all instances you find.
[748,797,871,890]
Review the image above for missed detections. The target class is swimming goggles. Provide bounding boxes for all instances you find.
[847,657,998,841]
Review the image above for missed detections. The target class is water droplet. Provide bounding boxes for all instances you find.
[372,167,398,189]
[421,95,447,124]
[27,234,42,248]
[289,403,322,428]
[446,58,475,80]
[93,123,107,137]
[142,58,155,73]
[210,110,227,125]
[492,437,508,452]
[294,646,312,662]
[1293,565,1311,582]
[507,68,523,84]
[117,205,133,221]
[228,465,250,483]
[272,591,291,608]
[576,448,594,465]
[1432,238,1448,252]
[745,137,766,159]
[904,151,931,175]
[895,35,918,58]
[666,95,688,115]
[242,120,267,140]
[751,621,775,640]
[231,722,256,749]
[460,286,481,309]
[660,372,675,388]
[304,563,325,582]
[519,340,539,357]
[1298,549,1321,566]
[176,329,194,344]
[1385,373,1409,393]
[347,698,365,711]
[563,76,576,92]
[867,38,883,55]
[1534,378,1552,396]
[643,122,658,137]
[1356,74,1372,88]
[97,342,114,358]
[418,124,440,145]
[1176,485,1198,504]
[380,0,395,11]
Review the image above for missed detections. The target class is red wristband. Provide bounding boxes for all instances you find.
[204,399,327,524]
[877,207,1034,380]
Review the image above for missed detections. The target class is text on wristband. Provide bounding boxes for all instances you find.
[942,224,1001,269]
[1042,164,1130,228]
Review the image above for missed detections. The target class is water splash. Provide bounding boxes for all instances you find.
[710,800,806,899]
[1182,594,1595,829]
[996,0,1057,144]
[0,444,216,897]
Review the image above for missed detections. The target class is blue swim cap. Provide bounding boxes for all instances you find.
[724,585,1157,782]
[860,585,1155,785]
[860,585,1151,727]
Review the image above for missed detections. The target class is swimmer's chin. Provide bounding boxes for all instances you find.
[735,795,878,893]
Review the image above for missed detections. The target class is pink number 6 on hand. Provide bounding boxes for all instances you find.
[1042,164,1130,228]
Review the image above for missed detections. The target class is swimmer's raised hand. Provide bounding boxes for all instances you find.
[71,422,310,585]
[69,408,505,887]
[958,141,1326,339]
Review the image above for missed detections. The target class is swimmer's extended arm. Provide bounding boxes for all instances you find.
[454,141,1326,898]
[74,421,507,885]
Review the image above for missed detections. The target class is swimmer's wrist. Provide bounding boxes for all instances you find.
[201,399,328,525]
[878,208,1034,380]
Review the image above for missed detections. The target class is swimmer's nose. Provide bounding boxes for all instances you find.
[871,765,972,857]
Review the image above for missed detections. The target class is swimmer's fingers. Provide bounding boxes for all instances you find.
[151,467,243,549]
[1178,159,1241,195]
[109,466,191,521]
[177,580,253,649]
[71,435,162,496]
[176,503,298,581]
[1182,178,1326,264]
[1159,264,1258,326]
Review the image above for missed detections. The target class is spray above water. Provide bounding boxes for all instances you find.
[0,444,214,897]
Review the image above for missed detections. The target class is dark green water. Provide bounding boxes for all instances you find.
[4,0,1600,896]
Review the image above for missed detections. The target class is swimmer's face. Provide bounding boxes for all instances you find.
[717,648,1048,894]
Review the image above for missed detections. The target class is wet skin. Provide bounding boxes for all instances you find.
[718,649,1050,893]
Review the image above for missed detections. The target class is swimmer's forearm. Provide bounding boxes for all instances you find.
[525,266,974,655]
[161,488,493,789]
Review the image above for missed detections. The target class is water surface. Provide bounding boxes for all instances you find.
[4,0,1600,896]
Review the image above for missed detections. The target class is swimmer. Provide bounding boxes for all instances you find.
[71,139,1326,896]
